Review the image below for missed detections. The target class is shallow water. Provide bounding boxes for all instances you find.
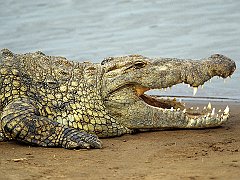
[0,0,239,101]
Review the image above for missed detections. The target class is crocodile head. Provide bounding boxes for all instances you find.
[101,54,236,129]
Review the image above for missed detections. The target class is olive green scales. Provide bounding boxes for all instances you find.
[0,49,236,149]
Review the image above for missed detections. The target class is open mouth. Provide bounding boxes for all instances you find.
[135,85,230,119]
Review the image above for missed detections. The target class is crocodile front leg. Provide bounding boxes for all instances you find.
[0,99,102,149]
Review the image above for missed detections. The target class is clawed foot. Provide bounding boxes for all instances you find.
[61,129,102,149]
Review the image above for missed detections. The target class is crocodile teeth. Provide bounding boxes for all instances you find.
[193,87,198,96]
[224,106,229,114]
[183,109,186,113]
[207,102,212,110]
[211,108,215,116]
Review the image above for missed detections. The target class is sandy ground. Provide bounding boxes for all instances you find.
[0,101,240,180]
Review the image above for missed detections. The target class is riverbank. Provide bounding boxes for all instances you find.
[0,101,239,180]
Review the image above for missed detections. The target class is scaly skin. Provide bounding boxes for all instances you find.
[0,49,236,149]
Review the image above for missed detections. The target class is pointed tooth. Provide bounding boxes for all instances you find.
[177,108,180,111]
[218,109,222,113]
[201,85,204,89]
[203,106,206,110]
[211,108,215,116]
[224,106,229,114]
[188,84,191,88]
[190,107,194,110]
[183,109,186,113]
[170,107,174,111]
[207,102,212,110]
[193,87,198,96]
[179,99,182,103]
[196,107,199,110]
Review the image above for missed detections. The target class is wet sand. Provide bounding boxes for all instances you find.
[0,101,240,180]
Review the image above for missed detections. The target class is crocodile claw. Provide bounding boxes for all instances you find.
[62,129,102,149]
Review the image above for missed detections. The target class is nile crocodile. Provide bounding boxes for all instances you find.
[0,49,236,149]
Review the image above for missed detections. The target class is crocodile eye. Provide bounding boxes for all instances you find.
[134,61,146,69]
